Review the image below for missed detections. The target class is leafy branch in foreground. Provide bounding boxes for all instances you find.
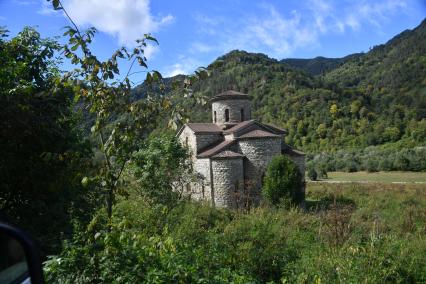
[48,0,207,224]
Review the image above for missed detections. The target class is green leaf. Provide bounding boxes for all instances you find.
[152,70,162,82]
[144,34,159,45]
[145,72,152,84]
[52,0,62,10]
[73,94,81,103]
[137,57,148,68]
[81,177,89,187]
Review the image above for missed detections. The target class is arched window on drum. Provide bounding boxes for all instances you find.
[225,109,229,122]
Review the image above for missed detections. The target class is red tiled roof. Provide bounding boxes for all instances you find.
[211,151,245,159]
[239,130,280,139]
[197,140,235,158]
[186,123,223,133]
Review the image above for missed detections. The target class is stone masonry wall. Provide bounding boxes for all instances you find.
[212,99,251,124]
[195,133,223,152]
[238,137,282,204]
[178,126,197,158]
[290,156,305,180]
[211,158,244,207]
[192,158,212,201]
[178,126,222,155]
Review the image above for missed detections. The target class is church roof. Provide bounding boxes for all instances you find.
[211,90,250,102]
[239,129,280,139]
[197,140,235,158]
[282,143,305,156]
[263,123,288,134]
[185,123,223,133]
[223,120,256,134]
[211,151,245,159]
[224,120,287,136]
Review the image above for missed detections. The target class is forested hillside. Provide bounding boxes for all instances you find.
[280,53,362,76]
[133,19,426,164]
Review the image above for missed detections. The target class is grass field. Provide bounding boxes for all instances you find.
[313,171,426,183]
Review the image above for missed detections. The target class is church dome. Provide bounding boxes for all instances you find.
[211,90,251,124]
[210,90,250,102]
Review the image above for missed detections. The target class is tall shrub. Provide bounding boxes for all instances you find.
[262,155,302,206]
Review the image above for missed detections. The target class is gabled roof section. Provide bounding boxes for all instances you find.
[197,140,235,158]
[178,123,223,135]
[282,143,305,156]
[224,120,286,137]
[239,130,280,139]
[263,123,288,135]
[211,90,250,102]
[223,120,256,134]
[211,151,245,159]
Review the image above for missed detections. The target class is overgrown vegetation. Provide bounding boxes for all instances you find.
[130,134,194,206]
[44,183,426,283]
[0,27,96,254]
[0,1,203,253]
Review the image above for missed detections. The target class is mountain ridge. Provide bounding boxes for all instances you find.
[133,18,426,153]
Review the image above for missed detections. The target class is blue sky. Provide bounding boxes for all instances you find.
[0,0,425,84]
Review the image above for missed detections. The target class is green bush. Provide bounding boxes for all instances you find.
[262,155,302,205]
[131,134,192,206]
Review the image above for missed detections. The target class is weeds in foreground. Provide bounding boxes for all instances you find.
[45,183,426,283]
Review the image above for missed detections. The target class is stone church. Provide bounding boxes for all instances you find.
[177,90,305,208]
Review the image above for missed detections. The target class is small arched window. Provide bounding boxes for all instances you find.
[225,109,229,122]
[240,108,245,121]
[214,111,217,123]
[185,136,189,147]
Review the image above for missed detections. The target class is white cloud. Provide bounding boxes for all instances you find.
[143,44,158,60]
[38,0,60,15]
[190,42,213,53]
[45,0,174,46]
[192,0,412,58]
[0,16,6,21]
[309,0,409,34]
[164,55,201,77]
[357,0,408,27]
[344,15,360,31]
[207,5,319,58]
[165,63,187,77]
